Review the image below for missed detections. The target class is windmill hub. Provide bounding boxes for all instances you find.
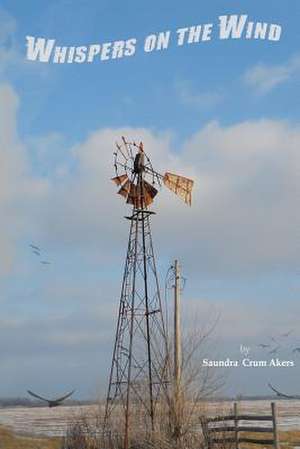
[133,142,145,174]
[111,136,194,208]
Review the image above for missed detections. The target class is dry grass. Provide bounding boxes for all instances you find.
[240,430,300,449]
[0,425,61,449]
[205,430,300,449]
[1,423,299,449]
[61,420,300,449]
[279,430,300,449]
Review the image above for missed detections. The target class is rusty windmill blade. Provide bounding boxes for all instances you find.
[143,180,158,207]
[126,182,137,205]
[111,174,128,186]
[116,179,142,208]
[126,183,142,209]
[125,180,158,208]
[163,172,194,206]
[117,179,132,200]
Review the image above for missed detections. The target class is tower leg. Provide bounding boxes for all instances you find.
[104,210,169,447]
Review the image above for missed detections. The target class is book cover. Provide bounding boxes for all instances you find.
[0,0,298,447]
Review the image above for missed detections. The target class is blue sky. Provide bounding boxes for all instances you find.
[0,0,299,399]
[2,0,300,141]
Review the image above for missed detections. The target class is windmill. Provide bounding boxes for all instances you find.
[104,137,194,449]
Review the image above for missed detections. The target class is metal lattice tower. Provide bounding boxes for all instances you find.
[104,137,194,448]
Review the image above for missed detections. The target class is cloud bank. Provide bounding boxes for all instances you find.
[244,54,300,94]
[1,83,299,276]
[1,83,299,396]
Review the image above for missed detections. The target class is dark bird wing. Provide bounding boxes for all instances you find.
[268,383,297,399]
[27,390,50,402]
[269,345,280,354]
[30,244,40,251]
[54,390,75,403]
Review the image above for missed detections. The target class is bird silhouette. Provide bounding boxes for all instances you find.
[29,244,41,251]
[268,383,299,399]
[27,390,75,407]
[269,346,280,355]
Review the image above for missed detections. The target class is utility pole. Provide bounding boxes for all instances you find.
[174,259,182,439]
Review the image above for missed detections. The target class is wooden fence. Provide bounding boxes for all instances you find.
[201,402,279,449]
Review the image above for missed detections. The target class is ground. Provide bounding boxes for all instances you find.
[1,425,300,449]
[236,431,300,449]
[0,425,61,449]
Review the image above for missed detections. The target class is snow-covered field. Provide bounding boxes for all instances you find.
[0,400,299,437]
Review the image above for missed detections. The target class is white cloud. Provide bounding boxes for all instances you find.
[1,82,298,280]
[0,84,48,275]
[175,80,224,108]
[29,119,299,277]
[36,128,176,250]
[1,97,299,394]
[164,119,299,275]
[181,297,300,339]
[244,54,300,94]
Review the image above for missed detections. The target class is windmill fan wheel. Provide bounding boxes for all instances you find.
[112,137,161,208]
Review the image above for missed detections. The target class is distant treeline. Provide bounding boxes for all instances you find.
[0,395,279,408]
[0,398,32,407]
[203,395,278,402]
[0,398,95,407]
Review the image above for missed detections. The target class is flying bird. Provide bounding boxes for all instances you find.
[268,383,300,399]
[29,244,41,251]
[27,390,75,407]
[269,346,280,355]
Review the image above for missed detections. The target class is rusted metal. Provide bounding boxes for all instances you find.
[111,174,128,186]
[163,172,194,206]
[104,139,170,449]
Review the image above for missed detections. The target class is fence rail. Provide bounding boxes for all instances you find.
[201,402,279,449]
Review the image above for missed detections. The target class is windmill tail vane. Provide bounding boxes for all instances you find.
[163,172,193,206]
[111,136,194,208]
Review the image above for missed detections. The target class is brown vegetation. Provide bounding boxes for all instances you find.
[0,425,61,449]
[61,321,223,449]
[61,418,300,449]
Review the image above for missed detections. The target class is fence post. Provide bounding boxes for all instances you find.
[234,402,239,449]
[271,402,279,449]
